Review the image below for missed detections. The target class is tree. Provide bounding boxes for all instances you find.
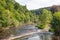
[51,12,60,35]
[0,0,39,28]
[36,9,53,29]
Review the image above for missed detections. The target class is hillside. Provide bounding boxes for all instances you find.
[0,0,39,39]
[31,5,60,15]
[0,0,39,28]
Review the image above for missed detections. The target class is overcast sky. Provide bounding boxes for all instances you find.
[15,0,60,10]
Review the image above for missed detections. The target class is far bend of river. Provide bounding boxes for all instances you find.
[11,24,53,40]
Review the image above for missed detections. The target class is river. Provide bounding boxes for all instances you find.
[13,32,53,40]
[9,24,53,40]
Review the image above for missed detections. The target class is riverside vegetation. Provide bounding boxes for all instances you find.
[0,0,60,40]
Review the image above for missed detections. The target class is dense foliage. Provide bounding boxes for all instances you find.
[50,12,60,35]
[0,0,39,28]
[36,9,53,29]
[34,6,60,36]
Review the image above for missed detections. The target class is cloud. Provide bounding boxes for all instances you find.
[15,0,60,10]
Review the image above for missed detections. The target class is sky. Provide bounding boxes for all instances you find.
[15,0,60,10]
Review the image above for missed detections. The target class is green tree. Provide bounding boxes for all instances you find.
[36,9,53,29]
[0,0,39,28]
[51,12,60,35]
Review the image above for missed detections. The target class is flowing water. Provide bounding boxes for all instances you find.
[12,24,53,40]
[13,32,53,40]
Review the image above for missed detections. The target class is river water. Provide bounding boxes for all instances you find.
[13,32,53,40]
[12,24,53,40]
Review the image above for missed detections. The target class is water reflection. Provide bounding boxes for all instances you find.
[28,35,40,40]
[12,24,53,40]
[14,32,53,40]
[14,34,40,40]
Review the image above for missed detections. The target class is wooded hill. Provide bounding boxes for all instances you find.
[31,5,60,14]
[0,0,39,28]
